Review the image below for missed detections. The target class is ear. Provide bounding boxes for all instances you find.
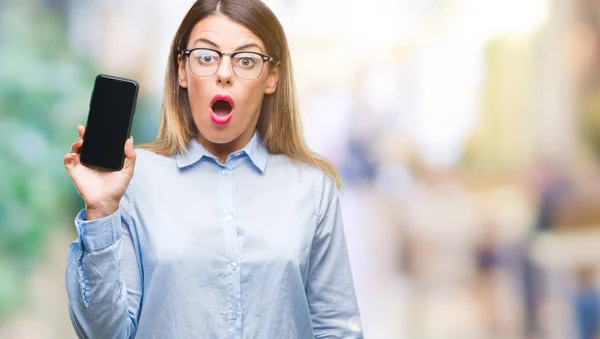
[177,54,188,89]
[264,63,280,95]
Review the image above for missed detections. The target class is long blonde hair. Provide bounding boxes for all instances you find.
[139,0,342,188]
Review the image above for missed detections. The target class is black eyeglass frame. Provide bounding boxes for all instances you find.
[180,47,276,79]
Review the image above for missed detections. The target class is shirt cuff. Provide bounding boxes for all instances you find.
[75,208,122,251]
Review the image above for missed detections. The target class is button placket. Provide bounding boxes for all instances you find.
[219,164,239,336]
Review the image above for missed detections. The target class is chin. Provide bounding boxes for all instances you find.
[198,126,240,145]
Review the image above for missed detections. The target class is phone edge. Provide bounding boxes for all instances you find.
[79,74,140,172]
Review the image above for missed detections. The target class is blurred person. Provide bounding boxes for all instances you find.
[62,1,362,338]
[473,223,502,337]
[535,159,570,232]
[573,266,600,339]
[339,134,378,186]
[520,159,571,338]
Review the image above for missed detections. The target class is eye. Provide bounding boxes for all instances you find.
[197,54,217,65]
[240,58,254,67]
[191,49,219,65]
[234,54,258,68]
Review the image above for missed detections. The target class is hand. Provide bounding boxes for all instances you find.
[64,125,136,220]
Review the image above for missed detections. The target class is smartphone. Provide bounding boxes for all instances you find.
[80,74,139,171]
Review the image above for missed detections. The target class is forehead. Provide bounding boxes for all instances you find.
[188,14,265,51]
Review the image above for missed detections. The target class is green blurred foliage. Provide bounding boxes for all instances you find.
[0,3,156,319]
[0,4,97,318]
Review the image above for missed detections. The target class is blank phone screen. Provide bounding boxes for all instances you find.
[80,76,137,171]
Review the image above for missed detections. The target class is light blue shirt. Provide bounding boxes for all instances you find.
[65,132,363,338]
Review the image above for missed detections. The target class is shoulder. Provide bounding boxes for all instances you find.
[267,154,339,214]
[134,147,173,163]
[129,147,178,187]
[267,154,331,186]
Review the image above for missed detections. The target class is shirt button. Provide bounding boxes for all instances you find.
[230,262,238,270]
[231,313,238,320]
[222,169,230,175]
[226,215,234,222]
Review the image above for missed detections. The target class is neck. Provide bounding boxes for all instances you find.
[196,128,256,165]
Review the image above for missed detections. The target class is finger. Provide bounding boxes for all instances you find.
[122,137,136,173]
[63,153,78,172]
[78,125,85,138]
[124,137,136,160]
[70,137,83,154]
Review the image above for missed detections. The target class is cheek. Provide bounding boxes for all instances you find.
[239,82,267,111]
[186,78,211,110]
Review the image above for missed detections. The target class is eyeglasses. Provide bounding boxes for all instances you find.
[180,48,275,80]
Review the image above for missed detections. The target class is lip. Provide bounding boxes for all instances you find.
[209,94,235,125]
[210,94,235,109]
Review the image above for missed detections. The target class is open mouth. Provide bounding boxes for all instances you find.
[209,94,235,125]
[212,100,232,117]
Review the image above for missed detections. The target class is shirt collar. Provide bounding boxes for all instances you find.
[175,131,268,172]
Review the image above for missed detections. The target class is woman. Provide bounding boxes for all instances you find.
[63,1,362,338]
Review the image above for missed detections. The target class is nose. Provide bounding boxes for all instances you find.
[216,55,233,86]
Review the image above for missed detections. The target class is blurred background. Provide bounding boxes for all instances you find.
[3,0,600,338]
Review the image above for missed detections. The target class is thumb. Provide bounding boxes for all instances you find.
[124,136,136,159]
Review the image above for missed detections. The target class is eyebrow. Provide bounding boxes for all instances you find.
[193,38,264,53]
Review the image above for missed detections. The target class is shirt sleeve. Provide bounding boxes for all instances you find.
[65,186,143,339]
[306,173,364,339]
